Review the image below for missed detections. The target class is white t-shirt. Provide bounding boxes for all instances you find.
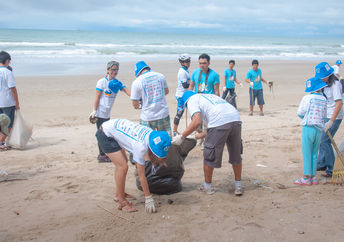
[324,80,343,119]
[175,67,190,98]
[96,77,125,119]
[0,67,16,108]
[187,94,241,128]
[131,71,169,121]
[102,119,151,165]
[297,93,327,130]
[332,65,340,75]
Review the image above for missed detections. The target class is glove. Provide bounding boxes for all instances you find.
[172,134,185,145]
[239,83,243,88]
[222,87,227,92]
[249,82,254,88]
[89,110,96,119]
[324,120,333,132]
[145,195,156,213]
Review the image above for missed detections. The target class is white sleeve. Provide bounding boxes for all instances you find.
[7,71,16,88]
[178,71,188,83]
[96,79,103,91]
[187,97,201,118]
[297,96,307,117]
[333,81,343,101]
[162,75,168,89]
[130,79,142,100]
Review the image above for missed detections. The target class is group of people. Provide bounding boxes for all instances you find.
[1,49,343,214]
[295,61,343,185]
[89,53,254,213]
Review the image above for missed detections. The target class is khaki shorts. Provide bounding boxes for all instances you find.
[203,121,242,168]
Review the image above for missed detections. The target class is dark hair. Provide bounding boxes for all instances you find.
[229,60,235,65]
[327,74,339,87]
[199,53,210,62]
[7,66,12,71]
[252,59,259,65]
[0,51,11,64]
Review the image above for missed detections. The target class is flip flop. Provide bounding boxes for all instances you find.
[114,193,136,202]
[117,200,137,213]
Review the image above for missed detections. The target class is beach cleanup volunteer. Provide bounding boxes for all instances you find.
[294,77,327,185]
[315,62,343,177]
[131,61,172,137]
[96,118,171,213]
[89,61,130,163]
[222,59,243,108]
[0,51,20,151]
[245,59,271,116]
[173,54,191,136]
[332,60,342,79]
[172,91,243,195]
[189,53,220,96]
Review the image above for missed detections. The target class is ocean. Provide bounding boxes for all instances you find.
[0,29,343,76]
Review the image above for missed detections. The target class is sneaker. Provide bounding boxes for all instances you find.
[97,155,111,163]
[293,176,312,186]
[198,183,215,195]
[234,184,243,196]
[311,176,319,185]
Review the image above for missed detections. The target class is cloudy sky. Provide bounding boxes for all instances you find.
[1,0,344,36]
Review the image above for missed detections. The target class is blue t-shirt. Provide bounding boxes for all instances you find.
[224,68,236,89]
[191,68,220,94]
[246,68,262,90]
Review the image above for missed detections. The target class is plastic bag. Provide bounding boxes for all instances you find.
[7,110,33,149]
[136,138,196,195]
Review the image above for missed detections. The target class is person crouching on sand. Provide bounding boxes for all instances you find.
[294,77,327,185]
[96,118,171,213]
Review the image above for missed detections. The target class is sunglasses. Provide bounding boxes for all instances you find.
[109,68,118,72]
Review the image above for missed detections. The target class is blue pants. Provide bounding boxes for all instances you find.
[317,118,342,175]
[302,126,322,176]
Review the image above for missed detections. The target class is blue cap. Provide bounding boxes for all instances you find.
[336,60,342,65]
[134,61,151,77]
[315,62,334,79]
[148,131,171,158]
[181,90,196,107]
[305,77,327,93]
[108,79,123,94]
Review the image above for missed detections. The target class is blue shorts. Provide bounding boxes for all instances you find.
[249,88,265,106]
[0,106,15,128]
[95,129,122,154]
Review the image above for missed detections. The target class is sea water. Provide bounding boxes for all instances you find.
[0,29,343,76]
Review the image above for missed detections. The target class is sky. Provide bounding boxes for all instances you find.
[1,0,344,36]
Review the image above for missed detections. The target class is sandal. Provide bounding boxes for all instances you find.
[0,143,9,151]
[311,176,319,185]
[293,176,312,186]
[114,193,136,202]
[117,200,137,213]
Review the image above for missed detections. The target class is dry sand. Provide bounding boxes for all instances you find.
[1,60,344,242]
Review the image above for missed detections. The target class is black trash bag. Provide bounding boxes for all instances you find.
[225,92,237,109]
[136,138,196,195]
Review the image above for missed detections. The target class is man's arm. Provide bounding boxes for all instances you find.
[189,81,195,91]
[136,163,151,196]
[330,100,343,122]
[165,88,169,95]
[181,112,202,138]
[10,87,20,110]
[122,87,131,96]
[93,90,102,111]
[261,77,268,84]
[132,100,140,109]
[214,83,220,96]
[223,76,227,89]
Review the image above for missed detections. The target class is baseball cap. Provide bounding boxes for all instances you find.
[336,60,342,65]
[252,59,259,65]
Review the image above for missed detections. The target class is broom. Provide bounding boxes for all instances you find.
[326,130,344,185]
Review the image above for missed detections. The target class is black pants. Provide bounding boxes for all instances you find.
[222,88,235,99]
[96,117,110,156]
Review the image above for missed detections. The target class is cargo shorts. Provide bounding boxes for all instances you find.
[203,121,242,168]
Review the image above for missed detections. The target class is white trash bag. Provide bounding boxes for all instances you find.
[7,110,33,149]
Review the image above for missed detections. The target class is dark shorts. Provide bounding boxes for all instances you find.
[95,129,121,154]
[249,88,265,106]
[0,106,15,128]
[203,121,242,168]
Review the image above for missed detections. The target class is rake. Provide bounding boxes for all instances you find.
[327,130,344,185]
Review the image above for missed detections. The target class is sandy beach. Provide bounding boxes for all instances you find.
[1,59,343,242]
